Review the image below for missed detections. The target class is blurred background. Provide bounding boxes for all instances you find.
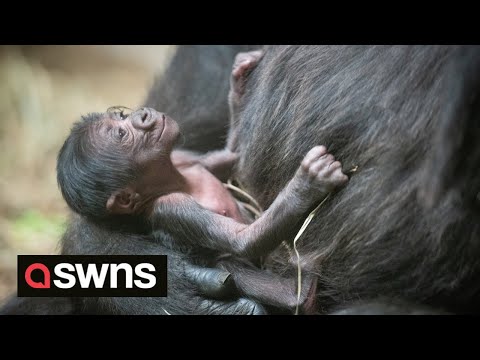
[0,45,176,302]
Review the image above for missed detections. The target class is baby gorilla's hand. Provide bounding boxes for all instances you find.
[293,146,349,199]
[201,148,240,182]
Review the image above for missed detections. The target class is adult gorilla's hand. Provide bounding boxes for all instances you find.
[0,265,267,315]
[58,213,265,315]
[183,264,267,315]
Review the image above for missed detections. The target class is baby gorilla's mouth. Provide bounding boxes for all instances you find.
[157,113,167,141]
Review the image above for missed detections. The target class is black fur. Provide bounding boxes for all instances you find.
[0,296,75,315]
[420,46,480,211]
[329,299,448,315]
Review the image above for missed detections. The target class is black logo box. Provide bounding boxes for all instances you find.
[18,255,167,297]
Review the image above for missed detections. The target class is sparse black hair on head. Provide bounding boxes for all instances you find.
[57,113,138,221]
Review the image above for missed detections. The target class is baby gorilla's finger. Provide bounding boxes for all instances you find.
[309,154,335,174]
[309,145,328,160]
[326,169,349,185]
[301,146,327,171]
[184,265,237,300]
[308,160,327,177]
[325,160,342,174]
[319,153,335,163]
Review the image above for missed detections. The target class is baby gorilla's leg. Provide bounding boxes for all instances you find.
[217,257,317,314]
[227,50,264,152]
[230,50,264,99]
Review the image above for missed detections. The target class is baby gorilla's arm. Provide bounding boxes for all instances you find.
[152,146,348,260]
[171,148,238,182]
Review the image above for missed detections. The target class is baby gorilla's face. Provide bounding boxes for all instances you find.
[92,107,183,216]
[93,107,180,162]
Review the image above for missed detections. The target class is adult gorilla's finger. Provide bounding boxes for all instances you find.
[184,265,237,300]
[197,298,267,315]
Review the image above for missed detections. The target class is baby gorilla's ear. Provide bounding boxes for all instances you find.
[106,187,141,215]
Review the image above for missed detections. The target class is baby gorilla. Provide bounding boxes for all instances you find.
[57,107,347,313]
[57,108,347,309]
[57,50,348,313]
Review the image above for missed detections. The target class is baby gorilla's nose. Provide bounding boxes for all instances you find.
[131,107,164,130]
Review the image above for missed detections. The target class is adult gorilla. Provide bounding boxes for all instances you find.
[230,45,480,314]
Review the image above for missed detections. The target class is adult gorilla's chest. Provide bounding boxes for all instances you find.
[232,45,480,312]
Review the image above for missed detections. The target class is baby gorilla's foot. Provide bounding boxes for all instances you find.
[293,145,349,199]
[228,50,264,114]
[231,50,264,97]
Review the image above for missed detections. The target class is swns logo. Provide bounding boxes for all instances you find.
[18,255,167,297]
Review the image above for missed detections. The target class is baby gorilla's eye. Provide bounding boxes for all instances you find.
[118,110,129,120]
[118,128,127,139]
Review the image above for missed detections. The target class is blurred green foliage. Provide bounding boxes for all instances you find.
[11,210,66,245]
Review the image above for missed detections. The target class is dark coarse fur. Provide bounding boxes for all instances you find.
[233,45,480,314]
[144,45,261,152]
[328,299,449,315]
[60,213,201,315]
[0,296,75,315]
[420,46,480,212]
[59,214,266,315]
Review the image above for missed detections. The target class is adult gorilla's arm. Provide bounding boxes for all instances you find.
[0,295,74,315]
[59,214,265,315]
[0,265,265,315]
